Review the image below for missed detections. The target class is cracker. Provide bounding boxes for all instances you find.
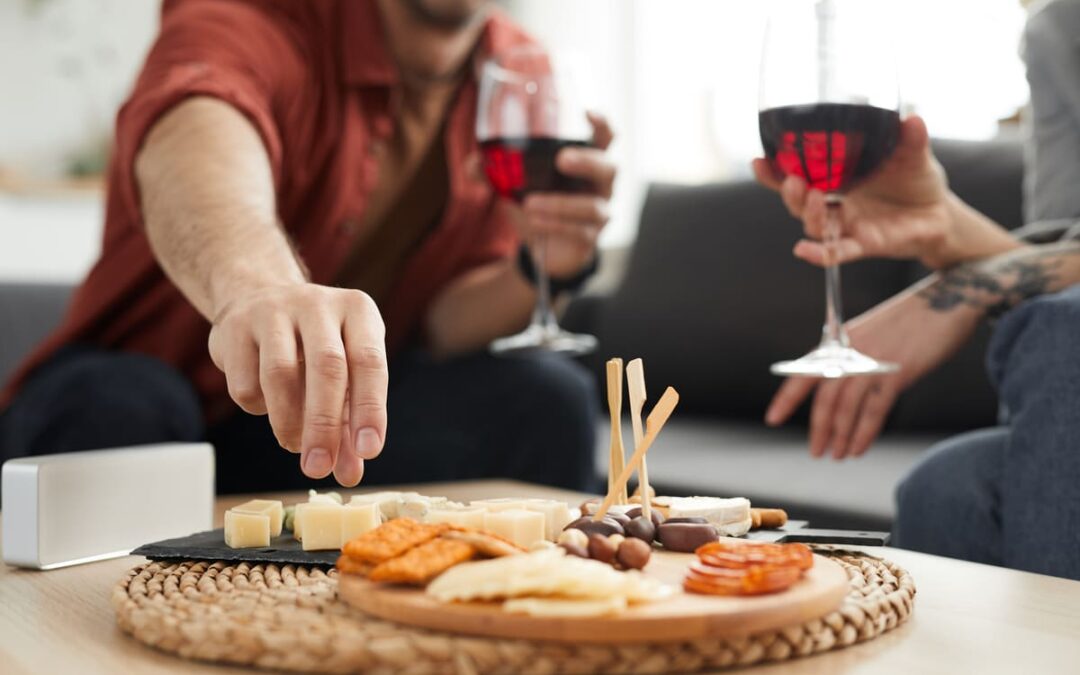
[341,518,447,564]
[368,538,476,585]
[442,527,525,558]
[335,555,373,577]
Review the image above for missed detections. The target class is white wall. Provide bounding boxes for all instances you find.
[0,0,1032,281]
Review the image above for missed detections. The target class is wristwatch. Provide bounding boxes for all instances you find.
[515,244,599,296]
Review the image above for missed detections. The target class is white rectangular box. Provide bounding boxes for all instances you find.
[2,443,214,569]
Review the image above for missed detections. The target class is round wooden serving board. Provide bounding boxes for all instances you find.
[339,551,849,644]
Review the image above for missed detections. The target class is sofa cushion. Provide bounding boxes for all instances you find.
[577,139,1023,432]
[595,417,946,529]
[0,283,72,387]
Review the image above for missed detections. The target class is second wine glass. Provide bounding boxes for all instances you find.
[759,0,901,378]
[477,46,598,356]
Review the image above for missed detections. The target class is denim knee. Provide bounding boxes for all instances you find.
[988,285,1080,395]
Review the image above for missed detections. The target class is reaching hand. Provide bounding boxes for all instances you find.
[208,284,388,487]
[764,279,981,459]
[518,112,615,278]
[753,115,966,269]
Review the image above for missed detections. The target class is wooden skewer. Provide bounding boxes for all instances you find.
[605,359,627,506]
[593,386,679,522]
[626,358,651,521]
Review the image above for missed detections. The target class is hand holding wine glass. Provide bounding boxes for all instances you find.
[759,0,903,378]
[478,45,614,355]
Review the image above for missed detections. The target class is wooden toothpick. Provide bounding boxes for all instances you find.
[594,387,679,522]
[605,359,627,506]
[626,358,651,521]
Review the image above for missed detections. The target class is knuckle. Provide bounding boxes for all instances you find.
[304,410,341,433]
[262,356,299,381]
[347,344,387,371]
[343,288,377,313]
[229,381,263,410]
[312,347,348,378]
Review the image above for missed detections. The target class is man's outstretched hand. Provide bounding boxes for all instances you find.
[208,284,388,487]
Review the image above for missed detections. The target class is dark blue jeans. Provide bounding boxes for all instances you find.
[0,347,599,495]
[893,285,1080,579]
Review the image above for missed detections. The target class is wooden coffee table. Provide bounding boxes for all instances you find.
[2,479,1078,674]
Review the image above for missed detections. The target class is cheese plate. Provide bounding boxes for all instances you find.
[339,550,848,644]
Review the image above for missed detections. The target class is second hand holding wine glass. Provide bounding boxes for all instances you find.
[759,0,901,378]
[477,46,598,356]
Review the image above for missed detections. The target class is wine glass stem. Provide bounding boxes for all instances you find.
[530,234,558,335]
[821,196,850,349]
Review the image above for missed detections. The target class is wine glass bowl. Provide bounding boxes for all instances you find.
[758,0,900,378]
[477,46,598,356]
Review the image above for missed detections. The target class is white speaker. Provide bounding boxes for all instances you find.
[2,443,215,569]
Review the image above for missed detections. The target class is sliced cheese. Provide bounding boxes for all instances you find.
[425,507,487,529]
[342,502,381,543]
[504,596,627,617]
[483,509,546,548]
[233,499,284,537]
[301,502,345,551]
[224,509,270,549]
[523,499,573,541]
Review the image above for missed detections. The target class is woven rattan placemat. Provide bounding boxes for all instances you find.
[112,548,915,673]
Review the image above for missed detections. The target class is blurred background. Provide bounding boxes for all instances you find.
[0,0,1031,277]
[0,0,1041,526]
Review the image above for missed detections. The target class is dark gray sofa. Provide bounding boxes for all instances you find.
[0,138,1022,529]
[566,138,1024,529]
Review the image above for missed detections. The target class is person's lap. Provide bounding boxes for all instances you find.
[0,346,599,496]
[894,285,1080,579]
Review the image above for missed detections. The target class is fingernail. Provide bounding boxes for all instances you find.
[303,448,332,476]
[765,410,778,426]
[354,428,382,460]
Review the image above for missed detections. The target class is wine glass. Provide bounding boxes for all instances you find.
[477,46,598,356]
[759,0,901,378]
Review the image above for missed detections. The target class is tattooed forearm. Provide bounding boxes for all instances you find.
[917,241,1080,318]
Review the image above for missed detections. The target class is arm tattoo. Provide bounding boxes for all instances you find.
[917,242,1080,319]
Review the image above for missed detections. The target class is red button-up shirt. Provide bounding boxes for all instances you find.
[2,0,531,420]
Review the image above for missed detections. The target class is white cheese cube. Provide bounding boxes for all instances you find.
[398,494,449,521]
[470,498,530,513]
[483,509,546,548]
[523,500,573,541]
[233,499,284,537]
[342,502,381,543]
[349,491,408,520]
[425,507,487,529]
[224,509,270,549]
[301,503,345,551]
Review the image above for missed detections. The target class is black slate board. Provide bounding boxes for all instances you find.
[131,528,339,567]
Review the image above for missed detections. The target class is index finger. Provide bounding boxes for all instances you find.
[752,157,783,191]
[765,377,817,426]
[587,111,614,150]
[556,147,615,199]
[344,309,388,462]
[298,316,348,479]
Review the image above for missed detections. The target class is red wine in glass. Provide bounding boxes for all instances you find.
[480,136,590,203]
[758,102,900,193]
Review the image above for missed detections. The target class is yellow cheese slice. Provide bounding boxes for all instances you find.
[483,509,546,548]
[301,503,345,551]
[341,502,380,544]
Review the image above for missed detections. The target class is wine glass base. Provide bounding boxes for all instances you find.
[490,325,597,356]
[771,344,898,379]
